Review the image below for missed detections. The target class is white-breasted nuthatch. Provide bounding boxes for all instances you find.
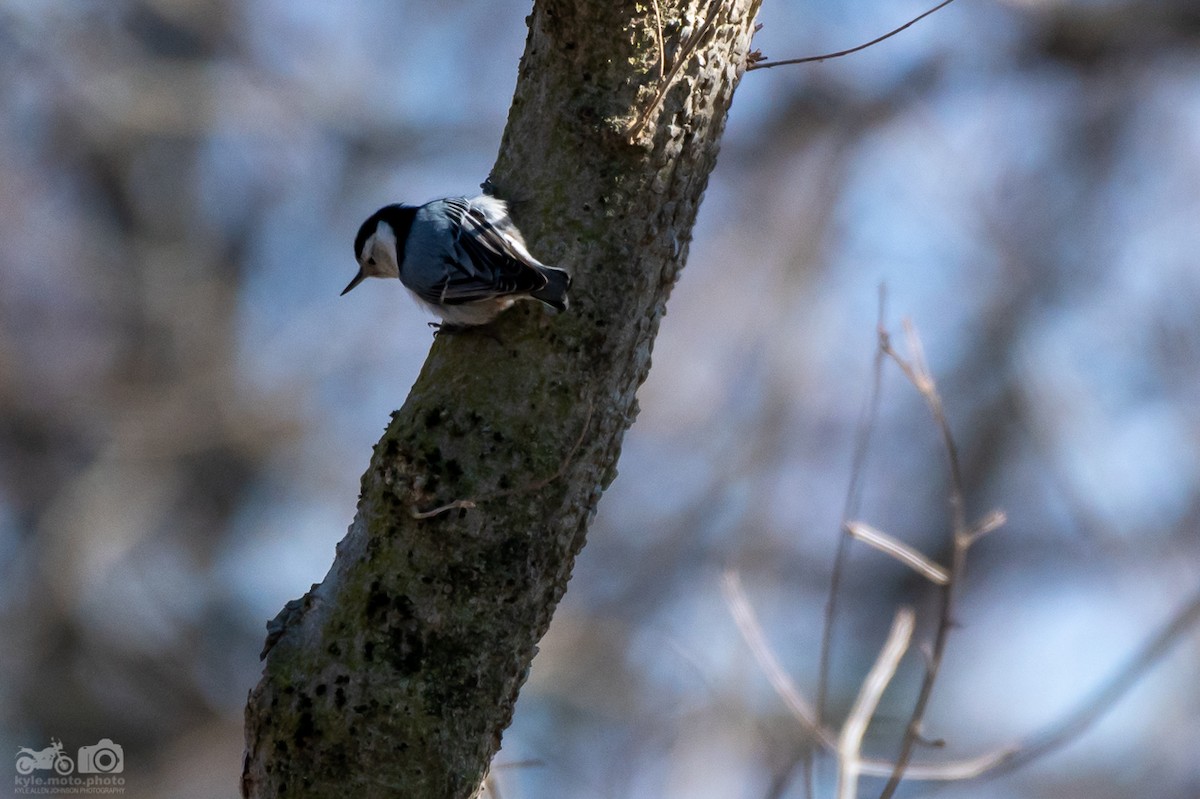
[343,195,571,328]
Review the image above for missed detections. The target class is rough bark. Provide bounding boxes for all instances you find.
[241,1,762,796]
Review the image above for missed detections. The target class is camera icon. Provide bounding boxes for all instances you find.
[77,739,123,774]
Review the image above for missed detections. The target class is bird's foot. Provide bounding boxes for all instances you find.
[429,321,467,336]
[429,322,503,344]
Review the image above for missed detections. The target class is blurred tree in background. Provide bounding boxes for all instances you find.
[2,1,1199,798]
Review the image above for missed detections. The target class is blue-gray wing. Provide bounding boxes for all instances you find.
[417,197,548,307]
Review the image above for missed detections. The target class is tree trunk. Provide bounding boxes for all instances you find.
[241,1,762,796]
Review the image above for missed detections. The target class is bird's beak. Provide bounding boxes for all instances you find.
[340,269,366,296]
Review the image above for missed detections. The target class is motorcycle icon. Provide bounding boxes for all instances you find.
[15,737,74,776]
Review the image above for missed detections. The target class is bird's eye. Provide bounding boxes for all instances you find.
[367,257,376,266]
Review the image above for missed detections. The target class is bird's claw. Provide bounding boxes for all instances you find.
[428,321,503,344]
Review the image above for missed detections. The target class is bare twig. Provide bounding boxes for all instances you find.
[728,560,1012,783]
[876,319,969,799]
[749,0,960,71]
[733,311,1198,796]
[966,509,1007,546]
[986,584,1200,777]
[871,582,1200,783]
[649,0,666,81]
[411,499,477,520]
[722,570,837,749]
[819,286,889,724]
[492,759,545,771]
[882,320,967,534]
[626,2,725,142]
[845,521,950,585]
[837,607,916,799]
[725,567,1200,788]
[858,748,1014,781]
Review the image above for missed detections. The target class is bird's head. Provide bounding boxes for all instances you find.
[343,207,403,295]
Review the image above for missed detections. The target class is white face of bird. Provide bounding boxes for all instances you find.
[342,221,400,295]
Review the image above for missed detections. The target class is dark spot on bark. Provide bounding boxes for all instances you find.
[424,446,443,469]
[327,642,341,657]
[363,583,425,673]
[365,579,389,621]
[314,684,326,696]
[422,639,488,713]
[445,459,463,480]
[424,407,444,428]
[381,437,400,459]
[387,629,425,673]
[295,694,315,743]
[334,687,346,709]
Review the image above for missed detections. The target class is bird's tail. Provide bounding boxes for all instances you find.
[531,265,571,312]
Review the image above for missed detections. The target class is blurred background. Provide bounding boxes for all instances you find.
[2,0,1199,797]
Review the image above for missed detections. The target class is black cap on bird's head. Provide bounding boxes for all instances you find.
[342,204,412,296]
[353,211,383,263]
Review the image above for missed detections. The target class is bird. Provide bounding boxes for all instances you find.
[343,194,571,330]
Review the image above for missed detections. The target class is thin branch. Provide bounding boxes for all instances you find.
[722,570,838,749]
[987,584,1200,777]
[868,582,1200,783]
[723,571,1200,787]
[819,285,889,723]
[837,607,916,799]
[649,0,666,81]
[626,1,726,142]
[727,564,1013,784]
[877,319,969,799]
[966,509,1007,546]
[735,313,1198,795]
[883,319,967,535]
[491,759,545,771]
[858,748,1014,781]
[411,499,477,520]
[845,521,950,585]
[748,0,959,71]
